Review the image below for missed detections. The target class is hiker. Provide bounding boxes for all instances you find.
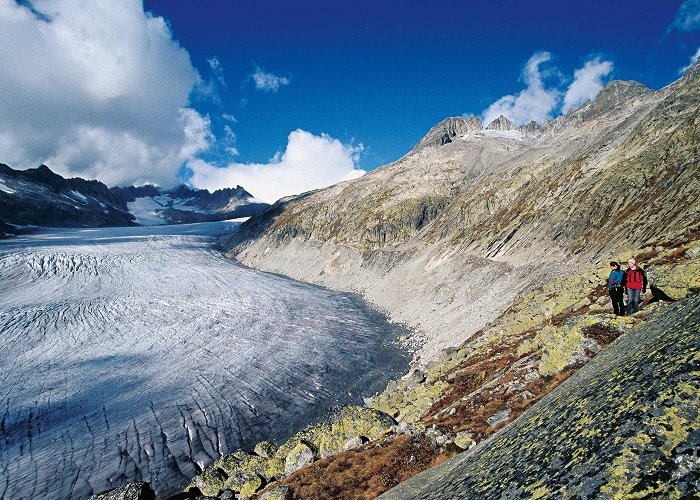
[606,261,625,316]
[622,258,647,315]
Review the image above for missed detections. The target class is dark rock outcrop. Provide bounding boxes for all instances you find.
[89,482,155,500]
[0,164,268,233]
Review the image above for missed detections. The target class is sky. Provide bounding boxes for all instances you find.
[1,0,699,202]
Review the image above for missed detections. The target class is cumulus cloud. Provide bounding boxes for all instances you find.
[482,52,614,125]
[562,57,614,113]
[0,0,210,187]
[188,129,364,203]
[251,66,290,92]
[671,0,700,31]
[482,52,561,126]
[680,46,700,74]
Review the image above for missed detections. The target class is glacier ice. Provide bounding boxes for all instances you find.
[0,221,408,498]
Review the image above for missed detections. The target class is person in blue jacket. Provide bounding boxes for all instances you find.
[607,261,625,316]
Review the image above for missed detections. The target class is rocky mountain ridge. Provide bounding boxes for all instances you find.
[0,164,268,235]
[223,65,699,362]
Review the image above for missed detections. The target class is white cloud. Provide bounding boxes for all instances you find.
[222,125,239,156]
[482,52,561,126]
[482,52,614,125]
[562,57,614,113]
[0,0,211,187]
[188,129,364,203]
[207,55,227,88]
[680,46,700,74]
[671,0,700,31]
[251,66,290,92]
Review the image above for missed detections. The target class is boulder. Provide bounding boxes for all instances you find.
[224,468,263,499]
[453,431,474,450]
[188,468,226,497]
[89,482,155,500]
[284,442,315,475]
[259,486,289,500]
[254,440,277,459]
[648,258,700,301]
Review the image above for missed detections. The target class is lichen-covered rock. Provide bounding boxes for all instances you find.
[90,482,155,500]
[254,440,277,459]
[517,315,630,377]
[380,296,700,499]
[259,485,289,500]
[648,257,700,301]
[453,431,474,450]
[276,405,396,462]
[344,436,365,450]
[225,468,263,499]
[284,442,315,475]
[188,467,227,497]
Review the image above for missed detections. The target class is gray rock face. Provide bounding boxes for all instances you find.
[486,409,510,426]
[412,116,483,151]
[579,80,652,120]
[485,115,517,131]
[519,120,544,135]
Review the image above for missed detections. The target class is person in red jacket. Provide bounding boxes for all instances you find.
[622,258,647,315]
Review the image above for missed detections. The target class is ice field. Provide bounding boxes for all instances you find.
[0,222,408,498]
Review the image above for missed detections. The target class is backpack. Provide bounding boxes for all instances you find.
[627,268,644,286]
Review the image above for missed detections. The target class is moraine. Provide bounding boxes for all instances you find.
[0,221,408,498]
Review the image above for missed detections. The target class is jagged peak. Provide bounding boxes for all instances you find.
[555,79,653,125]
[485,115,517,131]
[595,80,652,103]
[412,116,483,152]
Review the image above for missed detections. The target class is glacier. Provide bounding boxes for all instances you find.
[0,222,408,498]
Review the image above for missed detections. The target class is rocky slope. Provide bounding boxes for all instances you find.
[382,294,700,499]
[88,65,700,499]
[224,63,700,363]
[163,241,699,500]
[0,164,268,235]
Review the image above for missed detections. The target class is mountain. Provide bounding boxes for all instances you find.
[484,114,517,131]
[0,164,268,235]
[92,64,700,499]
[197,64,700,499]
[223,66,700,362]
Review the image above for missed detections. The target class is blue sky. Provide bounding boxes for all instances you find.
[1,1,699,201]
[144,0,700,169]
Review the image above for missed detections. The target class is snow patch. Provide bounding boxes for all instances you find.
[478,129,525,141]
[127,197,168,225]
[69,190,88,202]
[0,180,16,194]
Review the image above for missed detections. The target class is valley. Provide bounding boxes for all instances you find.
[0,222,408,498]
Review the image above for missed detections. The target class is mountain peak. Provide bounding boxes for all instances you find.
[583,80,652,117]
[485,115,517,131]
[412,116,483,152]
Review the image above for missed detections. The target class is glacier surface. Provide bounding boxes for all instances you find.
[0,222,408,498]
